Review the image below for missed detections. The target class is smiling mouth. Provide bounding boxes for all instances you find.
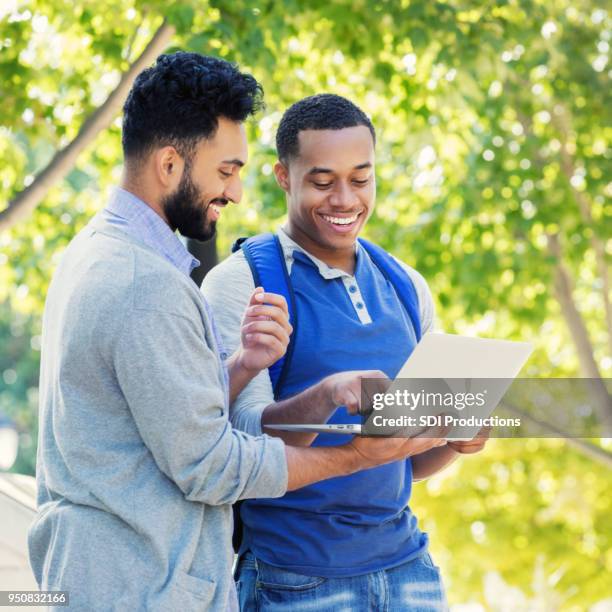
[321,214,359,225]
[208,199,228,218]
[318,211,363,229]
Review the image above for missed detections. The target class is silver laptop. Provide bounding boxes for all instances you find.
[266,333,533,438]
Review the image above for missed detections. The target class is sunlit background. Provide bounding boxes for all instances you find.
[0,1,610,609]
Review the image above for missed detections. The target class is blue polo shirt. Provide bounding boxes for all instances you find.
[239,241,428,577]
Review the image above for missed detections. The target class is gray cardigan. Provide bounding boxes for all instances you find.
[28,214,288,611]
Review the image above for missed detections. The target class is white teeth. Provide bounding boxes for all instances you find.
[211,205,220,214]
[322,214,358,225]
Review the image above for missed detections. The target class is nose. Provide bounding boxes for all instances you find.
[329,181,359,209]
[224,175,243,204]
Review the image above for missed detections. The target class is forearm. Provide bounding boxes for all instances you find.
[226,351,258,405]
[261,378,336,446]
[286,420,456,490]
[284,443,362,490]
[412,445,459,481]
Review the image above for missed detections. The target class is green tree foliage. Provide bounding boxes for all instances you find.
[1,1,610,608]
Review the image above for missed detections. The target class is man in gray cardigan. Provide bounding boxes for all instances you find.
[29,52,447,611]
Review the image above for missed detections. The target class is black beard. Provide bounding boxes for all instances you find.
[161,167,216,241]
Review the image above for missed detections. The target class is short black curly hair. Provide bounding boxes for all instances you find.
[122,52,263,164]
[276,94,375,164]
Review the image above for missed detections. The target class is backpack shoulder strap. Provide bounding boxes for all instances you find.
[233,233,297,398]
[358,238,422,341]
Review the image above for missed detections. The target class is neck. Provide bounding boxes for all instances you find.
[120,171,169,226]
[284,223,357,275]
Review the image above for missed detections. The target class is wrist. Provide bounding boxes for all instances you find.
[335,443,366,475]
[226,350,259,405]
[228,349,259,377]
[320,374,339,411]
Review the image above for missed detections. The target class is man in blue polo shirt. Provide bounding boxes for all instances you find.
[203,94,489,611]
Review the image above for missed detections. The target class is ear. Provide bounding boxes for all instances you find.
[273,161,290,193]
[154,146,184,190]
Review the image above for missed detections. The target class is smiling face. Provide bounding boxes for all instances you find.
[162,117,248,241]
[274,125,376,269]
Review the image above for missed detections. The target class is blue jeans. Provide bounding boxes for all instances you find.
[234,550,449,612]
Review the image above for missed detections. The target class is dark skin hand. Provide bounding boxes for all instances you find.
[447,426,492,454]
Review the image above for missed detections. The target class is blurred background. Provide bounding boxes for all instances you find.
[0,1,610,609]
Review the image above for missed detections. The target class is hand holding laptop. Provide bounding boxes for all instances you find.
[349,421,451,468]
[446,425,492,453]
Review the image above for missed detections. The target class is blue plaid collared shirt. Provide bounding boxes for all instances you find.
[102,187,200,277]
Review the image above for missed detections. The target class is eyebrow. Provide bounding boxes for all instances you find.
[307,162,372,175]
[222,158,245,167]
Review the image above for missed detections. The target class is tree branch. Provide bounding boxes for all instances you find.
[513,108,612,429]
[501,400,612,469]
[551,105,612,357]
[0,19,175,234]
[547,233,612,429]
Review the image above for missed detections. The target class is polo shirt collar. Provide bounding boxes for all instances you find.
[276,226,360,280]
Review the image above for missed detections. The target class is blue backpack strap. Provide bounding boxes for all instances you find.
[235,233,297,398]
[358,238,422,341]
[231,233,298,553]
